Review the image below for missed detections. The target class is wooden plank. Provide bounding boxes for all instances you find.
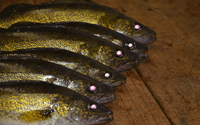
[0,0,55,11]
[106,70,171,125]
[1,0,195,124]
[93,0,200,125]
[95,0,200,124]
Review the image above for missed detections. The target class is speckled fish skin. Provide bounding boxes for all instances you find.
[0,27,139,72]
[0,3,156,44]
[0,48,126,87]
[0,81,113,125]
[9,22,148,54]
[0,58,116,103]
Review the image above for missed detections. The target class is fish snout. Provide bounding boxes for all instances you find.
[113,60,140,72]
[97,94,116,103]
[111,80,126,87]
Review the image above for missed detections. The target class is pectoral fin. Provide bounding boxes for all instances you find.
[19,109,54,123]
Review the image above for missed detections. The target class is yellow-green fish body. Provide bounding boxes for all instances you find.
[0,48,126,87]
[0,27,139,71]
[0,81,113,125]
[0,58,116,103]
[0,3,156,44]
[9,22,148,54]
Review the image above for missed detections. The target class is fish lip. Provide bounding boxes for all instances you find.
[111,79,126,87]
[87,115,113,125]
[113,60,140,72]
[96,94,116,104]
[108,73,126,87]
[133,34,157,44]
[139,35,157,44]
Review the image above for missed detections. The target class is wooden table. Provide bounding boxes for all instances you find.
[0,0,199,124]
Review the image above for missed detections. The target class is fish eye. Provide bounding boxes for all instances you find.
[87,84,98,94]
[88,104,98,111]
[102,72,112,79]
[133,23,142,31]
[125,42,136,49]
[114,50,124,58]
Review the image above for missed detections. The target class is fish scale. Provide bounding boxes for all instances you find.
[0,58,116,104]
[0,27,139,71]
[0,3,156,44]
[0,81,113,125]
[8,22,148,56]
[0,48,126,86]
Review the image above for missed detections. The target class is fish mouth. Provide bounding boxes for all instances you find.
[96,94,116,103]
[134,35,157,44]
[113,60,140,72]
[111,79,126,87]
[108,73,126,87]
[87,111,113,125]
[88,115,113,125]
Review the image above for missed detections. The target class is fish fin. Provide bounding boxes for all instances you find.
[42,0,97,4]
[19,109,54,123]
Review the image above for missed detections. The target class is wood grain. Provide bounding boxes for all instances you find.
[93,0,200,125]
[0,0,199,125]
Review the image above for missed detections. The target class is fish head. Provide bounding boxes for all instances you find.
[72,78,116,103]
[65,98,113,125]
[84,80,116,103]
[114,18,157,44]
[98,44,140,71]
[110,32,148,53]
[87,63,126,87]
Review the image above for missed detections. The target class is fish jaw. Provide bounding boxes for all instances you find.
[133,35,157,44]
[87,114,113,125]
[113,60,140,72]
[108,77,126,87]
[95,85,116,103]
[86,108,113,125]
[96,94,116,103]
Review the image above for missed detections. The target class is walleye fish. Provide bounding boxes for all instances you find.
[0,58,116,103]
[0,48,126,87]
[0,81,113,125]
[0,3,156,44]
[9,22,148,54]
[0,27,139,71]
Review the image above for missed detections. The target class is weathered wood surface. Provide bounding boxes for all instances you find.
[0,0,199,125]
[94,0,200,125]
